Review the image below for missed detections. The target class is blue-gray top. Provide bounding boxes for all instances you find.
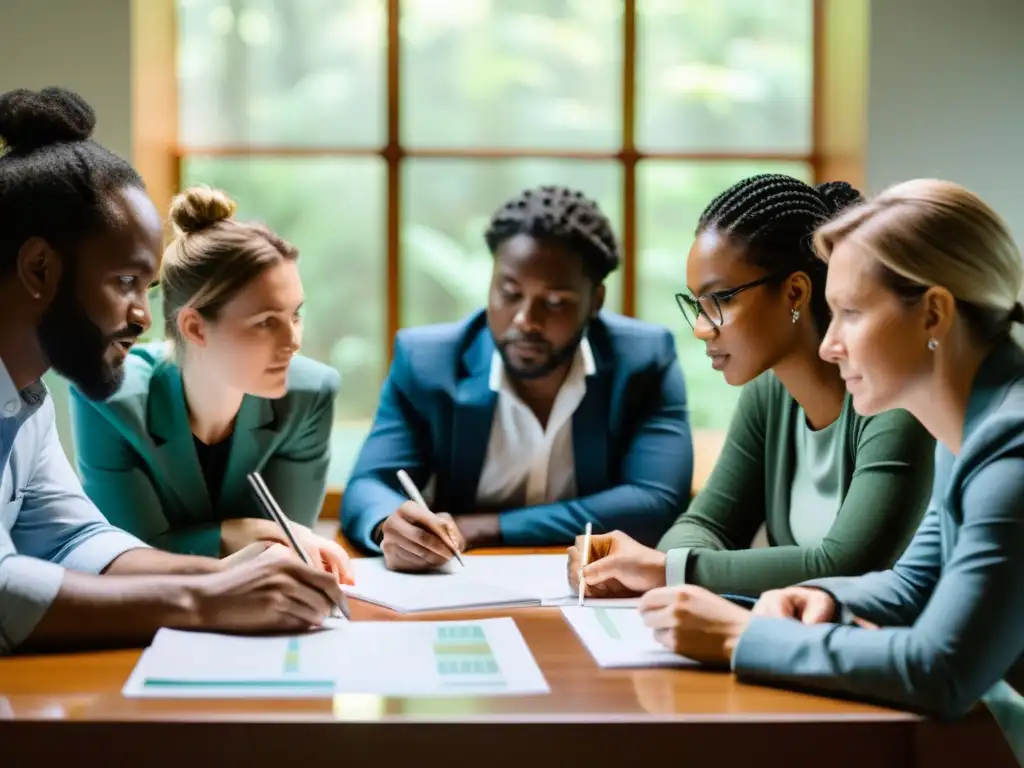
[732,339,1024,764]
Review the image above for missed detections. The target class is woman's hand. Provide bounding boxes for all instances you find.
[638,585,751,665]
[292,526,355,585]
[751,586,837,624]
[752,587,878,628]
[220,518,354,585]
[567,530,667,598]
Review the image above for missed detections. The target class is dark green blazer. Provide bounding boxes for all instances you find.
[69,342,340,556]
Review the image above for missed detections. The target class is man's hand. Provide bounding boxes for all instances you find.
[568,530,667,598]
[380,501,465,572]
[456,512,501,550]
[189,546,344,632]
[220,540,274,568]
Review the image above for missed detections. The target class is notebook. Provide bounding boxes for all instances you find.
[342,554,641,613]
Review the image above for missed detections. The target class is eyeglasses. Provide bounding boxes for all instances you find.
[675,270,793,330]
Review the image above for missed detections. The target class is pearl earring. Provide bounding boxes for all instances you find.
[791,309,800,324]
[927,338,939,351]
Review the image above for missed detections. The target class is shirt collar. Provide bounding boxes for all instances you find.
[488,336,596,394]
[0,355,48,420]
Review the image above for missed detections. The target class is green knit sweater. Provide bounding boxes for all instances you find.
[657,371,935,597]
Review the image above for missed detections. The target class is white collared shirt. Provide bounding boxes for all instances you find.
[474,339,596,508]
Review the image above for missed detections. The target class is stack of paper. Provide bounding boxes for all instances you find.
[343,554,640,613]
[561,606,699,669]
[123,617,549,698]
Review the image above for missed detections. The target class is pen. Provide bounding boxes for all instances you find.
[246,471,352,620]
[578,521,592,606]
[396,469,465,567]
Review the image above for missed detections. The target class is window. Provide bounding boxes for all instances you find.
[175,0,815,487]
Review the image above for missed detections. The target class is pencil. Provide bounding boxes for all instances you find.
[396,469,465,567]
[578,521,592,606]
[246,471,352,620]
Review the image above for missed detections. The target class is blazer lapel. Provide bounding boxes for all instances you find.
[148,362,212,518]
[572,331,610,499]
[448,332,498,514]
[219,395,278,515]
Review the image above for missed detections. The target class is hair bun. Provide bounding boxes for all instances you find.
[170,185,237,235]
[1010,302,1024,325]
[816,180,864,215]
[0,86,96,154]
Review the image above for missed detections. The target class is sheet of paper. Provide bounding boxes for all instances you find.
[342,557,540,612]
[561,606,700,669]
[334,618,549,696]
[123,630,341,698]
[543,596,642,608]
[123,618,548,698]
[344,554,641,613]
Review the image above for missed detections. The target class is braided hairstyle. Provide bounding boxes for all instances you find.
[697,173,863,333]
[485,185,620,283]
[0,86,144,274]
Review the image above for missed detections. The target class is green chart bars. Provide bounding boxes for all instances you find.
[434,625,506,688]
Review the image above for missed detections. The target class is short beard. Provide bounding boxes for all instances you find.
[494,325,587,381]
[36,270,136,401]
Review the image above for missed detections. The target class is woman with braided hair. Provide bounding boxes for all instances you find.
[569,174,935,600]
[635,181,1024,760]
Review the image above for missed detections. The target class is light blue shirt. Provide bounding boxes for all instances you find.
[0,358,146,655]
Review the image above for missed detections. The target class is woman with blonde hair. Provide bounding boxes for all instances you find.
[632,179,1024,761]
[70,185,353,582]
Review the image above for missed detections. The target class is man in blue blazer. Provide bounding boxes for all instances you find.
[342,185,694,569]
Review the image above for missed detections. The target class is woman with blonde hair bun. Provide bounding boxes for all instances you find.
[69,185,353,582]
[630,179,1024,762]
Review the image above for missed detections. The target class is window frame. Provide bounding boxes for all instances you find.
[167,0,844,510]
[174,0,824,353]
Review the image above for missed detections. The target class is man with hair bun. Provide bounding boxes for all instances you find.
[343,185,694,571]
[0,86,343,654]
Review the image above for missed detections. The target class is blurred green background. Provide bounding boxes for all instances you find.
[49,0,813,486]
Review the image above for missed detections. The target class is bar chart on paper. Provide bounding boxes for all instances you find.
[124,619,549,698]
[340,619,548,696]
[434,624,504,687]
[125,631,341,697]
[561,607,700,669]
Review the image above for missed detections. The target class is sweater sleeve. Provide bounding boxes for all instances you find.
[732,454,1024,721]
[656,376,769,582]
[678,406,935,597]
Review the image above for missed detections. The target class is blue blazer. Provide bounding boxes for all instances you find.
[731,340,1024,762]
[341,310,694,552]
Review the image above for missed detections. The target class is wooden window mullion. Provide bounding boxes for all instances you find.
[622,0,637,317]
[385,0,402,359]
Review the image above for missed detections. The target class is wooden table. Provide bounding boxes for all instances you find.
[1,544,1017,768]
